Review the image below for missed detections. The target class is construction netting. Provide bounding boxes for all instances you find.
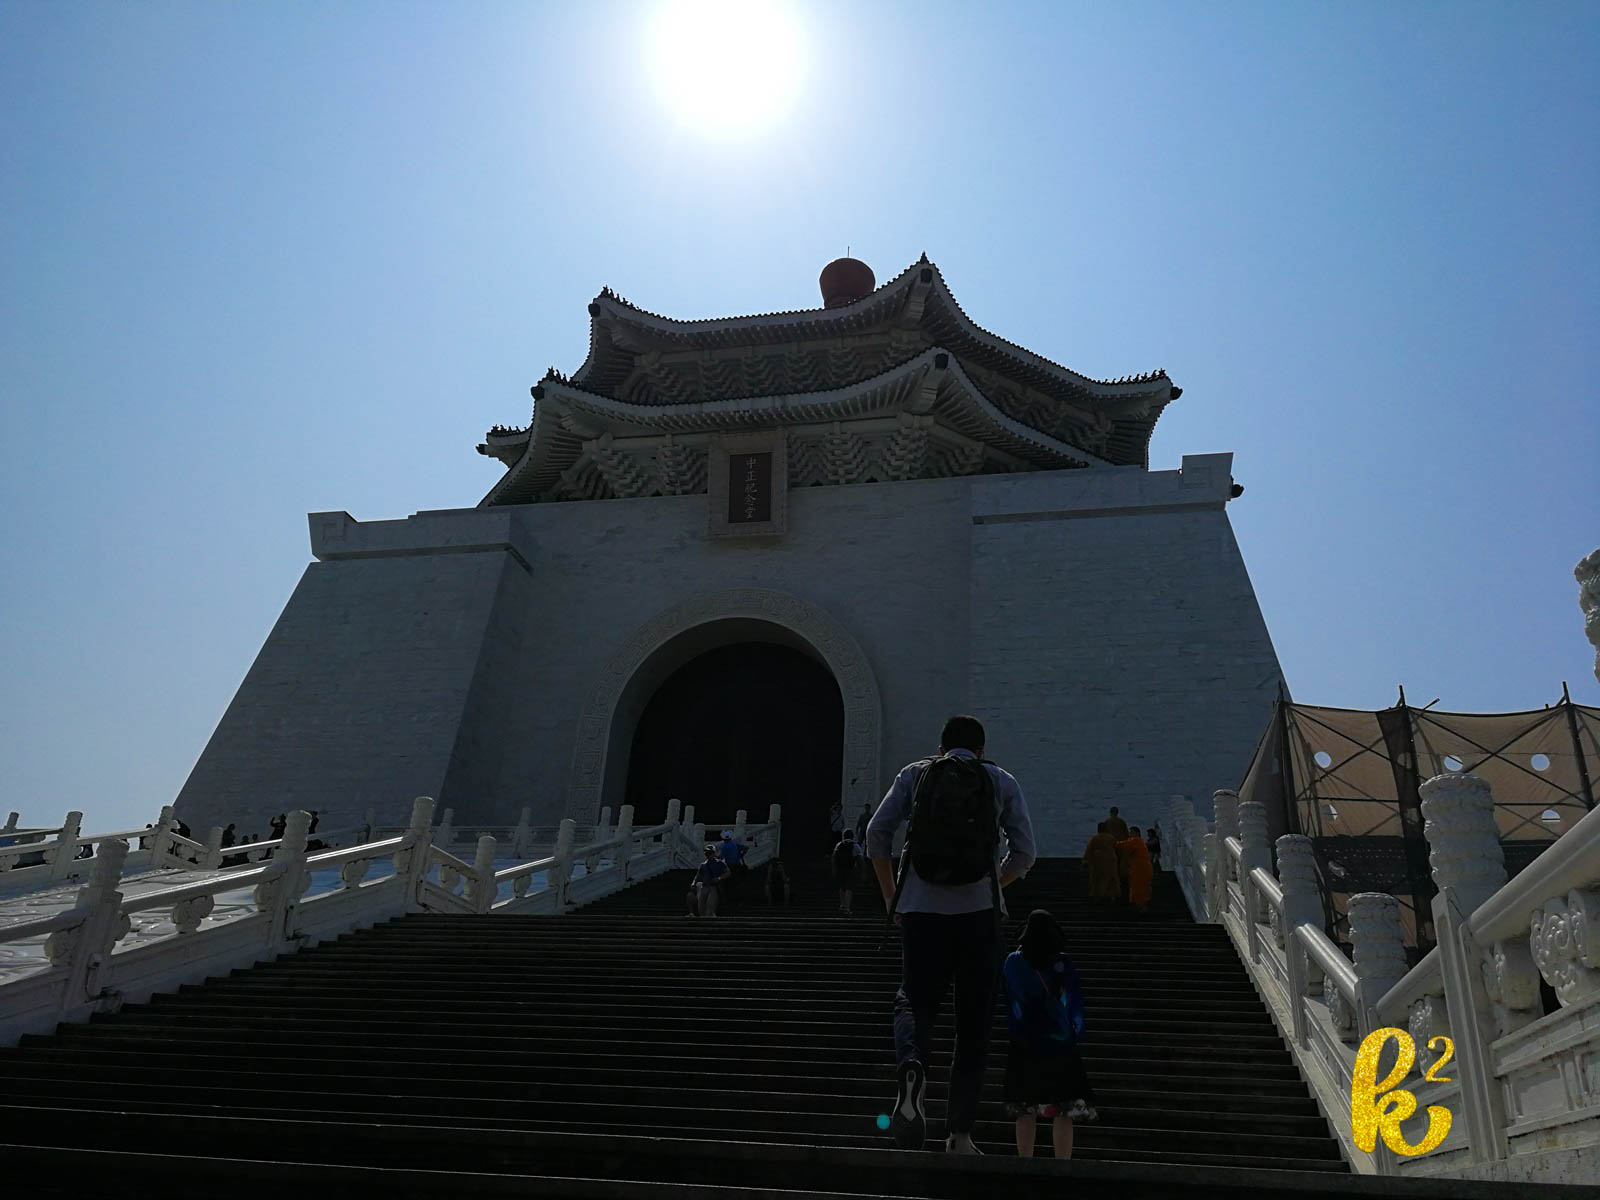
[1237,693,1599,958]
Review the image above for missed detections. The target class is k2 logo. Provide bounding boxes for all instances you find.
[1351,1027,1455,1156]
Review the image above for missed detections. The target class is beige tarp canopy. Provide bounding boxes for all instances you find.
[1237,691,1598,956]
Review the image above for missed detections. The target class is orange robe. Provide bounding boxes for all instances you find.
[1083,832,1119,900]
[1117,836,1153,906]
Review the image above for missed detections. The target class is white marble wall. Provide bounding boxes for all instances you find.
[177,454,1284,855]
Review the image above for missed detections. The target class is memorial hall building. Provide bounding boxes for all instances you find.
[176,256,1286,856]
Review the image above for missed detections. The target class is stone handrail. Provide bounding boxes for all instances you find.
[1167,779,1600,1184]
[3,797,785,1047]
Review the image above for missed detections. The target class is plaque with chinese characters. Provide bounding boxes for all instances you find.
[708,432,787,539]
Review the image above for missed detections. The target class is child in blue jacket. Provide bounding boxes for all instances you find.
[1002,909,1098,1158]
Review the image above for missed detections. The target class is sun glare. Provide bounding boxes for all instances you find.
[650,0,806,134]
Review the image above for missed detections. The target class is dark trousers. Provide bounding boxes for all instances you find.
[893,910,1000,1135]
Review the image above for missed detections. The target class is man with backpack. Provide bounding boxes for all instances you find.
[866,715,1036,1155]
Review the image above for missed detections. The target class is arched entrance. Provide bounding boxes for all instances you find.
[566,589,883,848]
[625,643,844,855]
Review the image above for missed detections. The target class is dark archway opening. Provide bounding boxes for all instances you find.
[625,642,844,857]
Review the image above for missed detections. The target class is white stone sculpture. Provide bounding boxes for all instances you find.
[1213,790,1240,879]
[1530,889,1600,1007]
[1276,834,1323,985]
[1408,993,1452,1072]
[1238,800,1272,921]
[1348,891,1409,1040]
[1419,773,1507,918]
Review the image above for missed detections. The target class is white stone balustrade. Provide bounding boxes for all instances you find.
[1213,789,1240,879]
[1238,800,1272,922]
[4,795,784,1048]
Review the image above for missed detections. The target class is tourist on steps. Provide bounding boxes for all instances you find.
[1082,823,1119,905]
[764,858,790,906]
[720,830,749,909]
[1118,826,1153,915]
[868,714,1035,1156]
[1145,824,1162,872]
[1103,806,1129,842]
[692,845,728,917]
[831,829,861,914]
[1002,909,1098,1159]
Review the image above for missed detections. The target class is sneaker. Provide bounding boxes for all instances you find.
[889,1059,926,1150]
[945,1133,982,1155]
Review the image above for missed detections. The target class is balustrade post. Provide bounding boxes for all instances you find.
[395,796,436,909]
[664,799,682,849]
[254,811,311,952]
[46,811,84,881]
[587,806,612,874]
[47,838,131,1019]
[1420,773,1540,1036]
[1213,790,1240,880]
[1238,801,1272,922]
[1277,835,1324,1007]
[1348,892,1409,1040]
[768,803,782,857]
[615,804,634,882]
[364,807,377,843]
[514,807,533,858]
[146,805,178,866]
[734,809,748,846]
[201,827,225,870]
[1,812,17,835]
[467,835,497,913]
[551,818,576,910]
[435,807,454,852]
[1204,828,1224,922]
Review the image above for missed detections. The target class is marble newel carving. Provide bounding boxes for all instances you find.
[1347,892,1409,1042]
[1577,546,1600,684]
[1419,773,1541,1036]
[1276,834,1325,986]
[1238,800,1272,921]
[1213,790,1240,881]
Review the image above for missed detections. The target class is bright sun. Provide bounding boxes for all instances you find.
[650,0,806,134]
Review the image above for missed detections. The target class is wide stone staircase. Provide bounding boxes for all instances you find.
[0,856,1546,1197]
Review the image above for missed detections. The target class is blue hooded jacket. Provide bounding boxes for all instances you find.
[1003,949,1085,1054]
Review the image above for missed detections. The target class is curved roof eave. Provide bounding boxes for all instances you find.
[570,256,1173,402]
[479,347,1116,507]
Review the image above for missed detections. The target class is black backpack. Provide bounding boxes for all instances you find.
[831,841,856,874]
[901,753,1000,887]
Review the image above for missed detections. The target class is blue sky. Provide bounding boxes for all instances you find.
[3,1,1596,835]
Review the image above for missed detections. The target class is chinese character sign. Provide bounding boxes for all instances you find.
[728,452,772,524]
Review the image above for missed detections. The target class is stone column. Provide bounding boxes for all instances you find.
[467,835,498,913]
[435,807,454,853]
[145,805,178,865]
[1276,834,1323,951]
[257,810,311,950]
[46,812,84,881]
[1420,773,1505,918]
[201,827,225,870]
[47,838,131,1014]
[1348,891,1409,1039]
[513,807,533,858]
[550,818,576,906]
[615,805,634,881]
[396,796,436,908]
[1239,800,1272,921]
[768,803,783,857]
[1213,790,1240,879]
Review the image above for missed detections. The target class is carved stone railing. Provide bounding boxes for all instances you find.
[2,798,784,1046]
[0,804,374,895]
[1167,779,1600,1183]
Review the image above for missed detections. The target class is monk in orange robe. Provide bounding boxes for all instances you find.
[1083,822,1119,904]
[1118,826,1153,913]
